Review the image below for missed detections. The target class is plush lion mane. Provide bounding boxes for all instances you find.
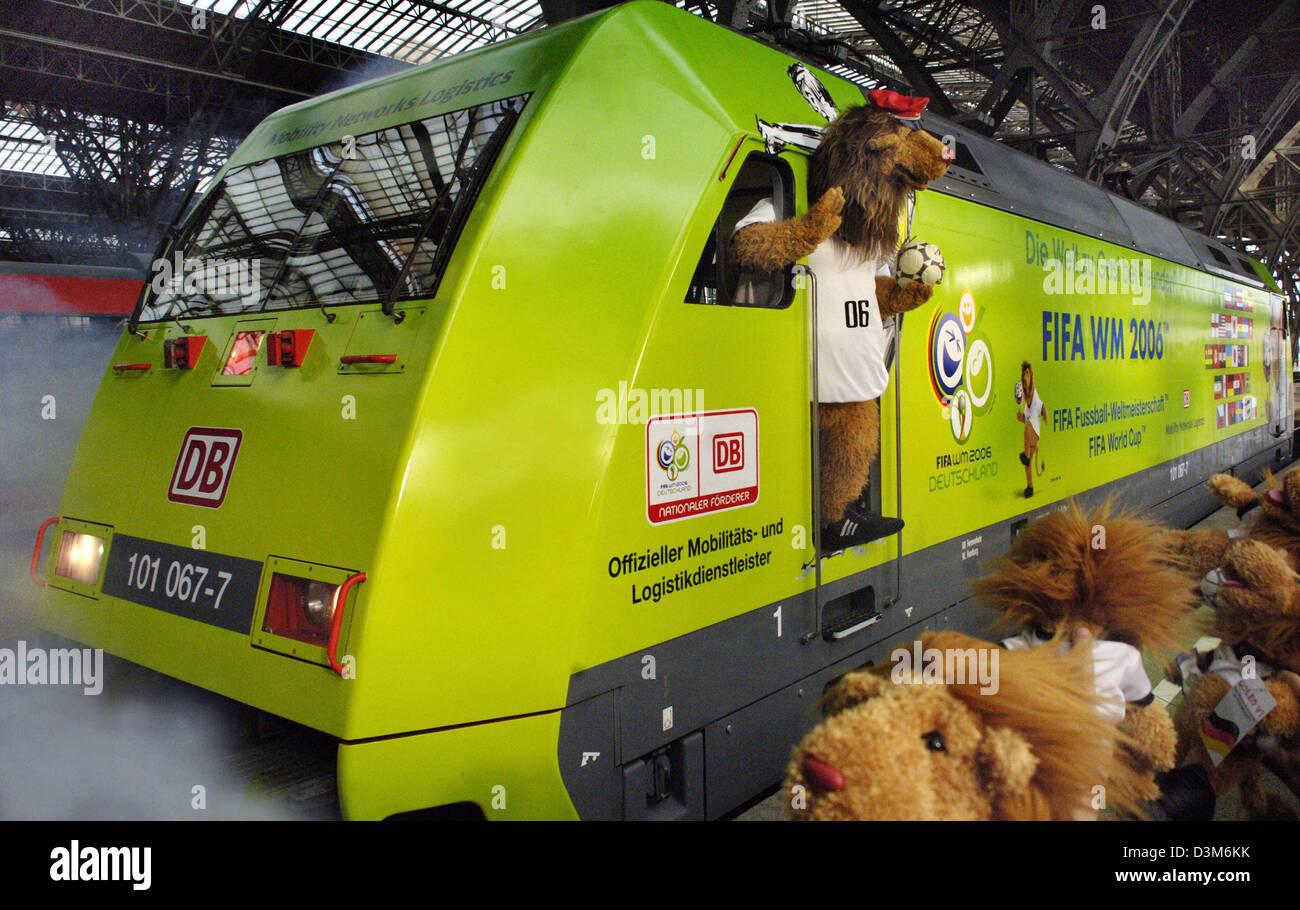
[808,105,910,260]
[971,500,1195,652]
[932,632,1146,819]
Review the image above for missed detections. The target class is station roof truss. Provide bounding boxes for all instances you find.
[0,0,1297,309]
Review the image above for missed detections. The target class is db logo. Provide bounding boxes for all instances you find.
[713,432,745,473]
[168,427,243,507]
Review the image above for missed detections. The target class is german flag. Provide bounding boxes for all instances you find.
[1199,712,1240,763]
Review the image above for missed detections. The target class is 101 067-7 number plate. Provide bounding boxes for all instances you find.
[101,535,263,634]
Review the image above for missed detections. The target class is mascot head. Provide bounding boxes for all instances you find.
[1253,468,1300,539]
[971,501,1196,652]
[784,631,1145,820]
[809,89,953,259]
[1021,360,1035,399]
[1203,539,1300,674]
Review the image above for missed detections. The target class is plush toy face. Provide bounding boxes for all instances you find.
[787,676,1024,820]
[1204,539,1300,673]
[972,502,1194,651]
[809,105,952,257]
[1257,470,1300,535]
[784,631,1135,820]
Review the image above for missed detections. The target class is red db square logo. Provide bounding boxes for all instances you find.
[713,432,745,473]
[168,427,243,508]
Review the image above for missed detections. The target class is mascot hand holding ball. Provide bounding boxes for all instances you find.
[730,89,953,549]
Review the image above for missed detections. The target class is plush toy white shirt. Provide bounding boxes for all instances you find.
[1003,630,1153,723]
[734,199,890,403]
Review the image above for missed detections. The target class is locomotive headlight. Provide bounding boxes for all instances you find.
[263,572,341,647]
[302,581,337,627]
[55,531,105,585]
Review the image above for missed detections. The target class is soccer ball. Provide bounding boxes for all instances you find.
[1014,380,1024,404]
[896,241,945,287]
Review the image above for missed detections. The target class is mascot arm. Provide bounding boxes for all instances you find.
[1118,701,1177,778]
[1208,473,1258,510]
[1162,528,1231,578]
[728,187,845,272]
[876,274,933,318]
[1258,673,1300,738]
[1261,672,1300,802]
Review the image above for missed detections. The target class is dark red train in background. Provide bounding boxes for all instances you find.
[0,261,142,519]
[0,261,142,317]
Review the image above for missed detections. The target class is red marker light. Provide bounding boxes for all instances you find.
[262,573,339,648]
[266,329,314,367]
[340,354,397,365]
[163,336,207,370]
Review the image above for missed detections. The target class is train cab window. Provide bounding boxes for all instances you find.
[135,94,528,324]
[684,153,795,309]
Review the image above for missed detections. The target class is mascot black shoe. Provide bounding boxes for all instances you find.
[821,505,903,552]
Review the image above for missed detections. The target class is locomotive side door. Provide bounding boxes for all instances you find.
[679,146,819,595]
[678,141,902,638]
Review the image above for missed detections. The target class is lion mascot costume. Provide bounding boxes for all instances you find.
[730,90,952,549]
[970,502,1196,802]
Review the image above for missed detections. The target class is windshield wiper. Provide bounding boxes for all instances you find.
[383,99,523,321]
[261,153,349,321]
[127,174,204,337]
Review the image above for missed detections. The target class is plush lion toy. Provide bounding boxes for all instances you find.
[1167,538,1300,819]
[970,502,1196,801]
[730,91,952,549]
[1166,469,1300,578]
[784,631,1147,820]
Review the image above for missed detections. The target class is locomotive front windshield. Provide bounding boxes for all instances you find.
[137,94,528,323]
